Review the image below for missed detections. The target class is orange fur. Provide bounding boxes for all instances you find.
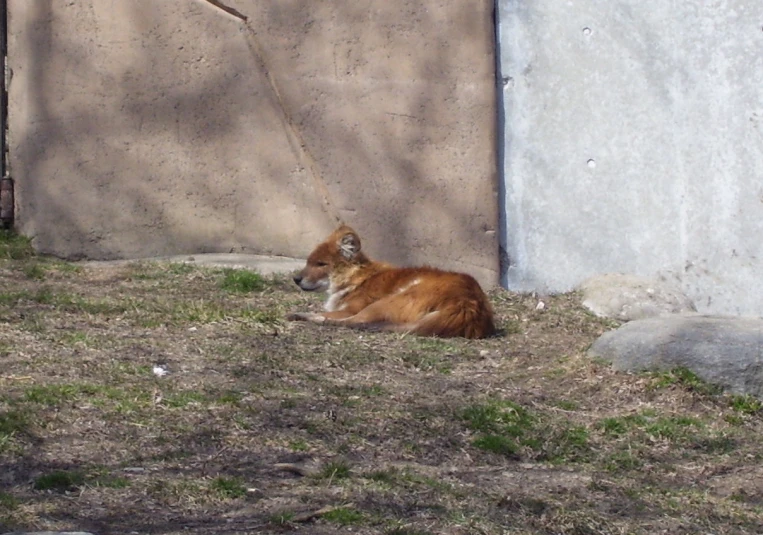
[288,225,495,339]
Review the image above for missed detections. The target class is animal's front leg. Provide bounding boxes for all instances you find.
[286,310,355,323]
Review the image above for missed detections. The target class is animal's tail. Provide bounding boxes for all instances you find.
[348,303,495,339]
[408,305,495,339]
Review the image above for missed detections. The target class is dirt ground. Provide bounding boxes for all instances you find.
[1,242,763,534]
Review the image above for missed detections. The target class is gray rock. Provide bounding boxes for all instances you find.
[589,315,763,397]
[579,273,696,321]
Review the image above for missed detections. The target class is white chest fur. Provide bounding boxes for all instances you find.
[324,285,352,312]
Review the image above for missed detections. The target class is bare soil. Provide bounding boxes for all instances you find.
[1,251,762,534]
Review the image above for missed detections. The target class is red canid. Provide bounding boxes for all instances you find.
[288,225,495,339]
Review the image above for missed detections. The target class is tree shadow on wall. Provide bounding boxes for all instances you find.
[14,0,498,280]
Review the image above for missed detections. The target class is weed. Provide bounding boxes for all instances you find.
[22,263,46,280]
[240,308,281,324]
[0,492,18,510]
[319,460,352,480]
[461,399,591,461]
[472,434,519,457]
[92,475,130,489]
[544,425,590,462]
[46,260,82,274]
[322,506,364,525]
[216,390,244,405]
[644,415,701,441]
[596,414,648,437]
[604,451,643,472]
[269,511,295,525]
[553,399,579,411]
[0,230,34,260]
[730,395,762,415]
[0,409,29,437]
[59,331,98,348]
[598,417,630,437]
[219,269,266,293]
[24,384,86,405]
[167,263,196,275]
[386,530,434,535]
[163,391,208,408]
[649,367,723,396]
[462,399,531,435]
[289,439,309,452]
[34,470,86,492]
[690,434,737,454]
[210,476,247,499]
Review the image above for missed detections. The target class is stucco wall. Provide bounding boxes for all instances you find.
[498,0,763,315]
[8,0,499,286]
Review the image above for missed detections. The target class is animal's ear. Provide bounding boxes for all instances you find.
[338,230,361,259]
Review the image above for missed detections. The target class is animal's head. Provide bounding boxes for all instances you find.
[292,225,364,291]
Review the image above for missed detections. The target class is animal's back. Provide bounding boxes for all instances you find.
[357,266,495,339]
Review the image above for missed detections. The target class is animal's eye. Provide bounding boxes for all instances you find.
[316,261,328,267]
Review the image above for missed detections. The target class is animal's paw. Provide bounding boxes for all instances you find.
[286,312,325,323]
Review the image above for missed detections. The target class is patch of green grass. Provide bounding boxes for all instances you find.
[461,399,591,462]
[730,394,762,415]
[92,475,131,489]
[0,491,19,510]
[604,450,643,472]
[367,469,398,487]
[462,399,535,458]
[239,308,281,324]
[22,263,46,280]
[319,460,352,480]
[472,433,519,456]
[462,399,534,443]
[162,300,278,325]
[0,409,29,436]
[219,269,266,293]
[167,263,197,275]
[46,260,82,274]
[552,399,579,411]
[24,384,89,405]
[210,476,247,499]
[34,470,86,491]
[59,331,99,348]
[597,412,703,444]
[401,351,453,373]
[216,390,244,405]
[163,390,208,408]
[289,439,309,452]
[596,414,647,437]
[0,409,29,453]
[322,506,364,525]
[547,425,590,461]
[690,434,737,454]
[648,367,723,396]
[386,529,435,535]
[644,415,702,440]
[269,511,295,526]
[22,383,150,414]
[17,287,128,315]
[0,230,34,260]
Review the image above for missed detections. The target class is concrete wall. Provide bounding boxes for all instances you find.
[498,0,763,316]
[8,0,499,287]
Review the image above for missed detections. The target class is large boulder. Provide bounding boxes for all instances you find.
[579,273,696,321]
[589,315,763,397]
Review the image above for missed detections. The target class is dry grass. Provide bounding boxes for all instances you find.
[1,237,763,534]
